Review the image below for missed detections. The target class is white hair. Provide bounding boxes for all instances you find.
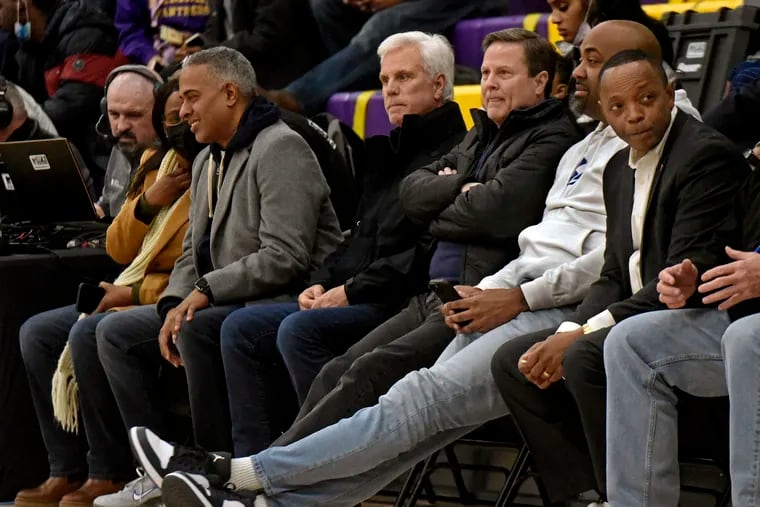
[183,47,258,98]
[377,31,455,102]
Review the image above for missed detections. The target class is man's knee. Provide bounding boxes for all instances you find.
[19,315,45,361]
[723,315,760,360]
[563,339,603,392]
[19,312,65,363]
[276,310,313,356]
[603,321,636,369]
[491,334,537,385]
[220,311,254,357]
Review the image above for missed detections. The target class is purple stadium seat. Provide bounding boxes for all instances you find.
[453,14,551,69]
[326,92,360,127]
[326,91,393,138]
[363,94,394,137]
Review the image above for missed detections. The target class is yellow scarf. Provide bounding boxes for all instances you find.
[52,149,186,433]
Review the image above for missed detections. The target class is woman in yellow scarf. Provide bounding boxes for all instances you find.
[15,78,204,507]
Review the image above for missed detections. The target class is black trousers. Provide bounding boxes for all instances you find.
[272,291,455,446]
[490,327,609,503]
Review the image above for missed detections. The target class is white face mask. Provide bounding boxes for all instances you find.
[14,0,31,41]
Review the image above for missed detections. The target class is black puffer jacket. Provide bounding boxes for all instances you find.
[16,0,127,187]
[400,98,583,285]
[310,102,467,306]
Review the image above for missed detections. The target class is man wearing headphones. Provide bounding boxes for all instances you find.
[0,76,54,142]
[94,66,162,218]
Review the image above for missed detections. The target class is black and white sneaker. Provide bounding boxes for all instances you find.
[128,427,231,488]
[162,472,257,507]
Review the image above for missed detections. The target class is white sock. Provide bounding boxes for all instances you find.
[254,497,270,507]
[229,458,263,491]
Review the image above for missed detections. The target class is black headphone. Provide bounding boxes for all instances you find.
[95,65,164,142]
[0,77,14,130]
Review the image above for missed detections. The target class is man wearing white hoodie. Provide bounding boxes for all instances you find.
[129,22,701,507]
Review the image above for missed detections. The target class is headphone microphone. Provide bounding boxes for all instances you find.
[95,114,118,144]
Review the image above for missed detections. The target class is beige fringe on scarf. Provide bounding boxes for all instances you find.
[51,150,185,433]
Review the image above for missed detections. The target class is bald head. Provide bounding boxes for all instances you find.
[588,21,662,60]
[570,20,663,121]
[106,72,157,159]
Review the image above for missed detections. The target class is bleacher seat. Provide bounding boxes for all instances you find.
[453,14,550,69]
[326,85,482,139]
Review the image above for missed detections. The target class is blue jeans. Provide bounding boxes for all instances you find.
[288,0,489,114]
[19,305,134,480]
[251,306,574,506]
[220,302,388,455]
[604,309,736,507]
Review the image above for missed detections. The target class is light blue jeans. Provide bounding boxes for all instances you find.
[604,309,760,507]
[252,306,575,506]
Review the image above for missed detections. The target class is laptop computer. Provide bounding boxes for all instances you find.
[0,138,98,224]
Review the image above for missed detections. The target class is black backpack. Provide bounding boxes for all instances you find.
[280,109,364,231]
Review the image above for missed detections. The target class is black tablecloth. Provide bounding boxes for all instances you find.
[0,248,118,501]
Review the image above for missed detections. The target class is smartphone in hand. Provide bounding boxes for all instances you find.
[429,279,472,327]
[75,283,106,314]
[429,279,462,303]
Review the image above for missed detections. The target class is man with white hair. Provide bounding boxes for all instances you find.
[213,31,467,457]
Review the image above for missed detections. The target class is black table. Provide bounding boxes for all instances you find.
[0,248,118,501]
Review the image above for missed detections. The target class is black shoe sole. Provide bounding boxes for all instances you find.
[129,427,167,489]
[162,473,213,507]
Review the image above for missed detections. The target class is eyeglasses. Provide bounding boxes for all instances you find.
[163,112,183,127]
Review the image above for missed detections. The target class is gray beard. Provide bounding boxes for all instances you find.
[569,93,586,118]
[118,138,161,167]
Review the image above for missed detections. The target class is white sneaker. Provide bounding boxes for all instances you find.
[588,502,610,507]
[94,469,163,506]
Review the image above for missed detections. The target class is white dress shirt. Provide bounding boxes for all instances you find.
[563,107,678,334]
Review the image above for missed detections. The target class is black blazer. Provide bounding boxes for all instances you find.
[572,111,748,325]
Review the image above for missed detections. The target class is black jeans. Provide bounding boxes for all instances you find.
[96,305,174,443]
[490,327,609,503]
[173,304,243,452]
[273,291,455,446]
[19,305,134,480]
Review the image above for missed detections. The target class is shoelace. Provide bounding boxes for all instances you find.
[167,446,213,473]
[167,446,228,487]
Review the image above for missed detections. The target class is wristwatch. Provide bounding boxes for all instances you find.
[194,277,214,302]
[745,144,760,170]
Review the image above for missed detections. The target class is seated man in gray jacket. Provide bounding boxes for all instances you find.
[92,46,343,461]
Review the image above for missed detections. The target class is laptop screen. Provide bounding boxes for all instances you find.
[0,138,97,224]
